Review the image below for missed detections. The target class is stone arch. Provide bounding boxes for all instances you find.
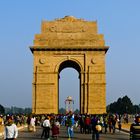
[30,16,109,114]
[54,58,83,73]
[58,60,81,112]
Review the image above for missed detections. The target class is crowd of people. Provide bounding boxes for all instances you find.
[0,113,139,140]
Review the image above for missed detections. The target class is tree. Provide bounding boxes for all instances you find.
[121,95,133,113]
[107,95,134,114]
[0,104,5,114]
[74,109,80,114]
[4,106,31,114]
[133,105,140,114]
[59,108,66,114]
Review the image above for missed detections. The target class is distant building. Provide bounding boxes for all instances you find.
[65,96,74,114]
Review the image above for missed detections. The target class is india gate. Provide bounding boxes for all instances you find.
[30,16,109,114]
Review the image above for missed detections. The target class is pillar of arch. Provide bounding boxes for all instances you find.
[30,16,109,114]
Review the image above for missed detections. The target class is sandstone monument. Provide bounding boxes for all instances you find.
[30,16,109,114]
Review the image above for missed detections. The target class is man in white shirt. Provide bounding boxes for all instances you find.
[41,116,50,139]
[4,116,18,140]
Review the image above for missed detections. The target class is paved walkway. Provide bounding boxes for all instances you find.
[17,125,130,140]
[0,123,130,139]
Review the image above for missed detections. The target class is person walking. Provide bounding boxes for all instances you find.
[84,115,91,134]
[51,122,59,139]
[30,115,36,132]
[26,115,31,132]
[66,115,74,138]
[130,115,140,140]
[117,119,122,132]
[79,115,85,134]
[4,116,18,140]
[92,116,101,140]
[41,116,51,139]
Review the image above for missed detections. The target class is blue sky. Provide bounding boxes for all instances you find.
[0,0,140,109]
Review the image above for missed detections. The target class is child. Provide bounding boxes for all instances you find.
[51,123,59,139]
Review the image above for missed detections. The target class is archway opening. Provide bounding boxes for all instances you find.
[58,60,81,114]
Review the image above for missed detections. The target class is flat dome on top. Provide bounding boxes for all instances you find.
[55,15,85,22]
[64,15,76,19]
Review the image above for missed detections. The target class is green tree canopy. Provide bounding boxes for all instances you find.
[107,95,137,114]
[59,108,66,114]
[0,104,5,114]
